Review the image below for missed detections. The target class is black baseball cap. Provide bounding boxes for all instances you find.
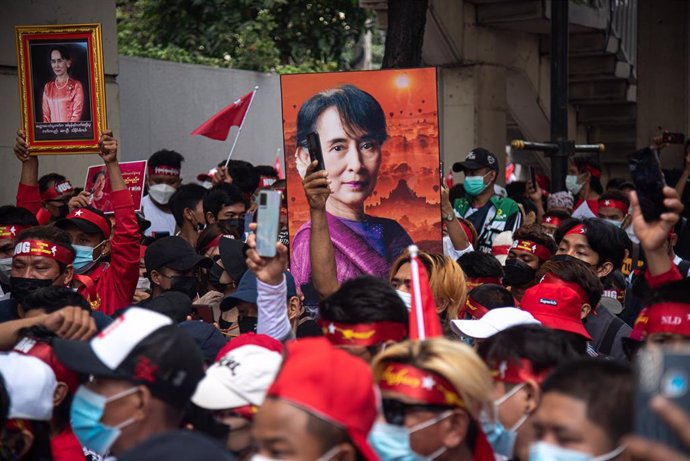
[220,270,298,311]
[218,236,247,283]
[53,308,205,407]
[145,236,212,273]
[452,148,499,173]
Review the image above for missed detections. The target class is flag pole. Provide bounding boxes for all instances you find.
[408,244,425,340]
[224,85,259,168]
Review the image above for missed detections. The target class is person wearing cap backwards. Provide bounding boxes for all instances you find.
[369,338,496,461]
[141,149,184,237]
[476,325,584,461]
[452,148,522,254]
[567,156,603,220]
[530,358,632,461]
[0,352,58,460]
[503,225,556,303]
[142,236,213,305]
[0,206,38,298]
[53,307,232,460]
[191,338,283,460]
[253,336,379,461]
[52,131,141,315]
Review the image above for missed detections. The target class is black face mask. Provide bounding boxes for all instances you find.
[10,276,55,305]
[218,218,245,237]
[168,275,198,300]
[208,262,228,293]
[238,315,258,334]
[57,204,70,219]
[503,258,536,287]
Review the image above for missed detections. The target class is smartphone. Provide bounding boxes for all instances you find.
[192,304,214,323]
[256,190,281,258]
[635,346,690,455]
[662,131,685,145]
[629,147,667,222]
[306,132,325,172]
[529,166,537,188]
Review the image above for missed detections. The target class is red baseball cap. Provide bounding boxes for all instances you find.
[214,333,284,362]
[634,302,690,339]
[267,337,379,461]
[14,338,79,393]
[521,282,592,340]
[55,206,111,240]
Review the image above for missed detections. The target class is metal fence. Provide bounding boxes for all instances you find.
[610,0,638,77]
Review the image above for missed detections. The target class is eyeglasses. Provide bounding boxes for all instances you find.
[381,398,453,426]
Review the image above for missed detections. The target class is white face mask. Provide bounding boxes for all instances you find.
[250,446,342,461]
[528,441,625,461]
[565,175,583,195]
[136,277,151,291]
[0,257,12,285]
[396,290,411,310]
[148,183,177,205]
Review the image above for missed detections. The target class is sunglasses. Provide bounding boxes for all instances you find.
[381,398,452,426]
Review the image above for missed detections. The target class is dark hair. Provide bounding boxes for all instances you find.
[319,276,408,331]
[448,184,465,204]
[574,156,604,195]
[305,411,364,461]
[554,218,627,269]
[49,45,71,61]
[296,85,388,148]
[224,160,260,195]
[169,184,207,227]
[541,358,633,446]
[514,197,538,217]
[91,170,106,183]
[506,181,527,200]
[513,225,557,257]
[599,190,630,210]
[38,173,67,194]
[536,256,603,308]
[15,226,75,269]
[196,223,225,254]
[0,206,38,227]
[0,374,8,429]
[478,325,585,380]
[203,183,245,219]
[148,149,185,169]
[255,165,278,178]
[467,284,515,309]
[22,286,90,313]
[605,177,628,191]
[456,252,504,279]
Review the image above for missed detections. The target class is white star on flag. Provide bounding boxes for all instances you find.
[545,217,552,223]
[604,200,611,206]
[421,376,436,390]
[328,323,336,334]
[74,210,83,217]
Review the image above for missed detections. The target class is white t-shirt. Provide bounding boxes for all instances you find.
[141,194,177,237]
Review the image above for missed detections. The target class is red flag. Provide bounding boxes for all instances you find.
[408,245,443,340]
[444,171,454,188]
[191,90,254,141]
[274,151,284,180]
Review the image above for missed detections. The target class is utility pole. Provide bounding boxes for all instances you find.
[512,0,604,192]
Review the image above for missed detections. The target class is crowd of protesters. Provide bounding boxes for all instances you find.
[1,114,690,461]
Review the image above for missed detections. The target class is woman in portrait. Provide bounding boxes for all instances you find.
[41,46,84,123]
[89,170,111,212]
[291,85,413,303]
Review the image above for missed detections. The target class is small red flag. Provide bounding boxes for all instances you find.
[408,245,443,340]
[191,90,254,141]
[274,151,284,180]
[445,171,454,188]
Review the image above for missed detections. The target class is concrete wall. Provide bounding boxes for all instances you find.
[118,57,283,184]
[636,0,690,171]
[0,0,119,205]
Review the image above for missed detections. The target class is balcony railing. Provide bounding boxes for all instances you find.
[609,0,637,77]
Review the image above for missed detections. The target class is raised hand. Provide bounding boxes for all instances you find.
[245,222,288,286]
[13,129,33,163]
[68,191,91,211]
[303,160,331,211]
[42,306,97,341]
[98,129,118,164]
[630,186,683,253]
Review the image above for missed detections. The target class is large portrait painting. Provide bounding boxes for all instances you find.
[16,24,107,154]
[280,67,442,304]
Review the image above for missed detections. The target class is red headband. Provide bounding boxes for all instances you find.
[40,180,73,201]
[463,296,490,319]
[0,225,30,239]
[542,215,563,227]
[511,239,553,262]
[231,404,259,421]
[466,277,502,290]
[489,358,549,385]
[599,199,628,214]
[321,320,406,346]
[378,363,466,408]
[584,164,602,178]
[14,240,74,265]
[66,208,111,239]
[642,302,690,337]
[565,224,586,236]
[202,235,224,254]
[492,245,510,257]
[540,273,589,306]
[149,165,180,177]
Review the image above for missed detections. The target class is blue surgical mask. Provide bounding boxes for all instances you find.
[71,385,139,455]
[603,218,622,228]
[369,411,451,461]
[72,240,106,273]
[528,441,625,461]
[565,175,583,195]
[464,173,490,196]
[396,290,411,310]
[482,383,527,458]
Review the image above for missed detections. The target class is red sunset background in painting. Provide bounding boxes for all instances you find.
[280,67,442,254]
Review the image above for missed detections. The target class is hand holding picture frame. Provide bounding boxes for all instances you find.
[15,23,107,155]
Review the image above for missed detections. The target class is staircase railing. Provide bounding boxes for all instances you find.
[609,0,637,78]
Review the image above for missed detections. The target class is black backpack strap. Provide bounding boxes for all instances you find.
[600,315,625,356]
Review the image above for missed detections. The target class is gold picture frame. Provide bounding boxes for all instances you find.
[16,23,107,155]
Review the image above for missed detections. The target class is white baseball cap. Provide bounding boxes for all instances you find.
[192,344,282,411]
[491,230,513,265]
[451,307,541,339]
[0,352,57,421]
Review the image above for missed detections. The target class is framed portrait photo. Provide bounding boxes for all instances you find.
[15,23,107,155]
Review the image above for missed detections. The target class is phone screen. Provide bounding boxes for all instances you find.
[629,148,667,222]
[306,132,325,172]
